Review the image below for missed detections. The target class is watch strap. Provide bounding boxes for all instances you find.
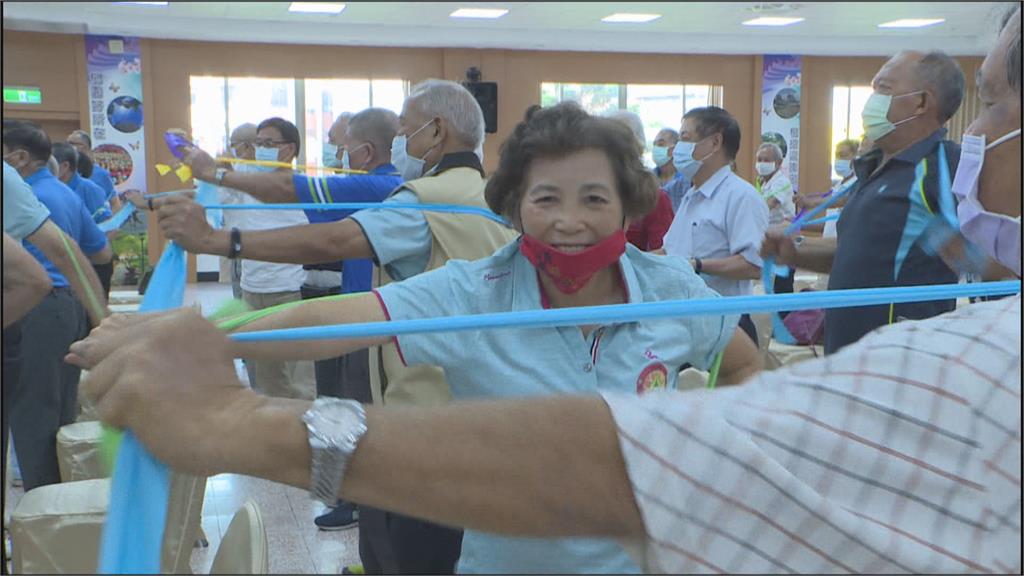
[302,398,368,505]
[228,227,242,259]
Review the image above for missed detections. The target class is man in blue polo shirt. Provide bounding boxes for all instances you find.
[53,142,115,298]
[170,107,402,531]
[68,129,121,213]
[52,142,113,224]
[3,120,112,490]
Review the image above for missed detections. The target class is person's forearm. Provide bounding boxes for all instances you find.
[216,170,296,204]
[226,395,645,539]
[701,254,761,280]
[28,222,108,325]
[3,234,52,327]
[791,236,836,274]
[226,293,387,361]
[198,219,373,264]
[717,327,763,386]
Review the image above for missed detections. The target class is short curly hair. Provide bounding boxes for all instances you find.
[485,101,659,222]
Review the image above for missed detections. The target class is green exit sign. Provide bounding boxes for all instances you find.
[3,87,42,104]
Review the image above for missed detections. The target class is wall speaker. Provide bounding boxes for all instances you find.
[463,81,498,134]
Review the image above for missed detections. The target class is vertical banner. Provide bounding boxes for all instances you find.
[85,35,148,202]
[761,54,802,193]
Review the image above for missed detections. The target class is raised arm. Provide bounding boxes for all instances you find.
[73,308,645,539]
[183,147,297,204]
[152,194,374,264]
[226,292,390,361]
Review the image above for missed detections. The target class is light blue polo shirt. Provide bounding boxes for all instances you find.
[349,188,431,281]
[376,240,738,574]
[3,161,50,240]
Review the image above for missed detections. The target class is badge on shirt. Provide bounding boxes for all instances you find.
[636,362,669,395]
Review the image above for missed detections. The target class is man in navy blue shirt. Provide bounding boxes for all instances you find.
[168,107,402,531]
[3,120,112,490]
[68,129,121,213]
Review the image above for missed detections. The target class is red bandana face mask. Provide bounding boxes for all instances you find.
[519,230,627,294]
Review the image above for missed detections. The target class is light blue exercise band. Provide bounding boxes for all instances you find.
[231,280,1020,343]
[98,183,220,574]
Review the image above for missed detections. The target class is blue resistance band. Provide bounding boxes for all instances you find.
[763,182,857,343]
[98,183,220,574]
[232,280,1020,343]
[98,204,138,232]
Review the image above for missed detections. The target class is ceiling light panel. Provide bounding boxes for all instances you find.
[877,18,945,29]
[288,2,346,14]
[601,13,662,23]
[113,2,169,5]
[742,16,805,26]
[450,8,509,19]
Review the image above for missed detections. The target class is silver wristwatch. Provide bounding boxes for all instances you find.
[302,398,368,505]
[214,167,228,186]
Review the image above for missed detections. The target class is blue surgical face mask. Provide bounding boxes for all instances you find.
[323,143,340,168]
[253,146,279,173]
[391,119,436,181]
[834,158,854,178]
[672,136,714,180]
[652,145,671,168]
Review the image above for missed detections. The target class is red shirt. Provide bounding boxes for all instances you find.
[626,189,674,251]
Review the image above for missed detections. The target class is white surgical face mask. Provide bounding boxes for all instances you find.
[755,162,777,177]
[952,128,1022,276]
[390,119,436,181]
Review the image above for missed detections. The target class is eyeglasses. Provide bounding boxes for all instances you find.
[253,139,291,148]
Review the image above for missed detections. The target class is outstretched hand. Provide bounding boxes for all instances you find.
[68,308,258,476]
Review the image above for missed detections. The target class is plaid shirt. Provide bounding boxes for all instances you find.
[604,295,1021,573]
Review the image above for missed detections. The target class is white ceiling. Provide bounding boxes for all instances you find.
[2,2,1015,56]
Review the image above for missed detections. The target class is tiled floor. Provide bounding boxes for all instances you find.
[5,281,362,575]
[191,473,360,574]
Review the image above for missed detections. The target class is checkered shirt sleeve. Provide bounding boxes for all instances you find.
[603,296,1021,574]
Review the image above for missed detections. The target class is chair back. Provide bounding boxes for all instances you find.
[210,501,269,574]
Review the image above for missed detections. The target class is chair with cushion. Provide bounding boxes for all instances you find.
[10,471,207,573]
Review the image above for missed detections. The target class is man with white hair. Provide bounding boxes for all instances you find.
[154,79,517,574]
[754,141,796,296]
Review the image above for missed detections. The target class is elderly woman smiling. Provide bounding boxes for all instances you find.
[75,102,761,574]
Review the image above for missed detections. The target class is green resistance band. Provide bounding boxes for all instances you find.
[57,228,106,323]
[705,351,724,390]
[99,292,365,474]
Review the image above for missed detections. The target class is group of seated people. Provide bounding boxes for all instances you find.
[3,7,1021,573]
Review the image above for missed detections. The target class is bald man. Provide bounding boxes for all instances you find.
[762,50,968,353]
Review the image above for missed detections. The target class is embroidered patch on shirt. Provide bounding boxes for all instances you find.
[636,362,669,395]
